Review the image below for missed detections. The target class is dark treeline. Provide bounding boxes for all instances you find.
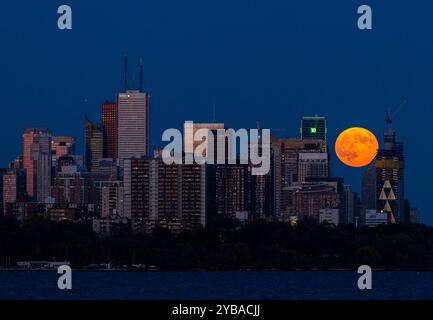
[1,216,433,270]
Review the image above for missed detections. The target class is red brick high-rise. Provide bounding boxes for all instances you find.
[102,101,118,159]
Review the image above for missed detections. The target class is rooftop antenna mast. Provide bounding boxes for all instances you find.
[84,98,89,121]
[212,97,216,123]
[139,58,143,92]
[124,55,128,92]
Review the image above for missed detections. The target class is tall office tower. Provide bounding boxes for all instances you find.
[250,171,273,219]
[179,164,207,230]
[117,90,150,162]
[155,161,181,231]
[123,157,151,232]
[248,130,274,219]
[23,128,52,202]
[85,119,104,173]
[37,153,52,203]
[184,121,225,159]
[300,115,327,150]
[123,157,206,233]
[52,136,75,161]
[52,158,92,207]
[271,137,326,217]
[2,168,26,215]
[375,112,405,223]
[102,101,118,159]
[215,164,250,219]
[361,163,377,210]
[298,153,329,182]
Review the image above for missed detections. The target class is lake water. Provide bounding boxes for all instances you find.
[0,271,432,300]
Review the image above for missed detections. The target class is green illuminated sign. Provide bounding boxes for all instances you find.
[310,128,317,133]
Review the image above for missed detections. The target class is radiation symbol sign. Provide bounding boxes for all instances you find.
[379,180,396,223]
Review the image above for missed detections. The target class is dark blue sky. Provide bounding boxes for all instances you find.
[0,1,431,223]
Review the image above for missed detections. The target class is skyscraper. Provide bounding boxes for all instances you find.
[117,90,150,162]
[102,101,118,159]
[375,112,405,223]
[215,164,250,219]
[22,128,52,202]
[85,119,104,174]
[250,168,273,219]
[179,164,207,231]
[123,157,150,232]
[300,115,327,150]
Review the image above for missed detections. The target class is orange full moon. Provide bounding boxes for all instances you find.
[335,127,379,168]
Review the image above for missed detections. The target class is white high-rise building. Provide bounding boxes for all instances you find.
[117,90,150,163]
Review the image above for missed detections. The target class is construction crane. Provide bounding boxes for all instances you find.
[387,99,407,126]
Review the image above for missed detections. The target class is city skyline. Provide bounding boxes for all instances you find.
[0,65,418,228]
[0,86,417,229]
[3,1,433,307]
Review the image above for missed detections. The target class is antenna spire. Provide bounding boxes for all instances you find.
[139,58,143,92]
[212,98,216,123]
[84,98,88,121]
